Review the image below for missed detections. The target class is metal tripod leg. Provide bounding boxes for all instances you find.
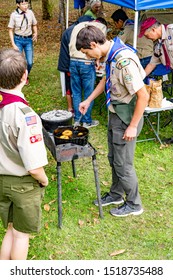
[92,154,103,219]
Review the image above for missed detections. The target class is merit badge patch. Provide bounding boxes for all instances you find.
[25,115,37,126]
[116,59,130,70]
[124,74,133,83]
[30,134,42,143]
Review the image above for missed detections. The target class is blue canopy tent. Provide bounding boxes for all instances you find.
[102,0,173,47]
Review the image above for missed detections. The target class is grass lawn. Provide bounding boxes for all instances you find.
[0,0,173,260]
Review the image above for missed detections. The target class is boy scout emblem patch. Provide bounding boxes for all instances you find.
[116,59,130,70]
[0,94,3,102]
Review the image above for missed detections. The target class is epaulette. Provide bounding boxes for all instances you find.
[20,107,32,115]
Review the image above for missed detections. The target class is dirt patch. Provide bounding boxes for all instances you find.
[0,0,120,55]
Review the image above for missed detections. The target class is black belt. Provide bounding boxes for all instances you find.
[14,34,32,38]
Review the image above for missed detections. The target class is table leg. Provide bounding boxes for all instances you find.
[57,162,62,229]
[145,113,163,145]
[92,154,104,219]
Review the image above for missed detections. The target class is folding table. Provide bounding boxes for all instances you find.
[137,104,173,145]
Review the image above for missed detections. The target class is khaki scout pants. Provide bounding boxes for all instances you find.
[107,113,143,209]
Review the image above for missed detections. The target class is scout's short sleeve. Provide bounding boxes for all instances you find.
[17,108,48,171]
[119,59,145,95]
[8,12,15,28]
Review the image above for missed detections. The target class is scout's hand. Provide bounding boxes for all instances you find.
[32,33,37,42]
[123,125,137,141]
[79,100,90,115]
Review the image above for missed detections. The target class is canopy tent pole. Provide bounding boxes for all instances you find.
[66,0,69,28]
[133,10,139,49]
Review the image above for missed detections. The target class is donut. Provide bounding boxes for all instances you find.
[62,129,72,136]
[78,132,83,136]
[59,135,69,139]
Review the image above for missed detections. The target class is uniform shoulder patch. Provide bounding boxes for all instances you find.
[116,58,130,70]
[20,107,32,115]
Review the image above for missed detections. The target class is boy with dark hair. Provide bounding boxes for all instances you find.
[0,49,48,260]
[76,26,149,217]
[8,0,38,85]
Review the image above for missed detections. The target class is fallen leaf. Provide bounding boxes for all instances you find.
[44,222,49,230]
[96,145,103,149]
[157,167,165,172]
[109,249,126,257]
[44,204,50,212]
[49,199,56,205]
[51,175,56,181]
[102,181,109,186]
[78,219,85,227]
[93,218,100,225]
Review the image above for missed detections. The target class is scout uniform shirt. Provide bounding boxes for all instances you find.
[106,41,146,124]
[150,24,173,69]
[0,89,48,176]
[69,21,107,59]
[8,8,37,37]
[118,21,153,59]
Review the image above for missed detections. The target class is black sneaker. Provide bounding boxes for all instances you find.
[110,203,143,217]
[94,193,124,207]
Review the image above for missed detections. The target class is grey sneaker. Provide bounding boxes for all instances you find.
[83,120,99,128]
[110,203,144,217]
[94,193,124,207]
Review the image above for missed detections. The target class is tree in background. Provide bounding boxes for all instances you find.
[42,0,51,20]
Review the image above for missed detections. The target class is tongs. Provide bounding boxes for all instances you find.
[74,114,83,129]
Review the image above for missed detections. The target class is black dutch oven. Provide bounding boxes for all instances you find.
[53,125,89,146]
[40,110,73,133]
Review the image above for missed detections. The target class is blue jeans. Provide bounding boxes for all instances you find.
[14,35,33,74]
[69,59,96,123]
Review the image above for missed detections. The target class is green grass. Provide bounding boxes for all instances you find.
[1,51,173,260]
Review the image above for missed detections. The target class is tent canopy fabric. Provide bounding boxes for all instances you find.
[102,0,173,47]
[102,0,173,11]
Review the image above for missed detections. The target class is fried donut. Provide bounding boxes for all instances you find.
[59,135,69,139]
[62,129,72,136]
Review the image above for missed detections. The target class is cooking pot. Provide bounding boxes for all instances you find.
[41,110,72,133]
[53,125,89,146]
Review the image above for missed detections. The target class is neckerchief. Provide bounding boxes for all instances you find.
[124,19,134,27]
[161,24,171,69]
[105,37,136,107]
[16,8,28,30]
[0,91,28,108]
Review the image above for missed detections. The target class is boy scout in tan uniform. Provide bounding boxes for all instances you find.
[0,49,48,260]
[76,25,149,217]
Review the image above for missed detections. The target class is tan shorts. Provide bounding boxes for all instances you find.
[0,175,45,233]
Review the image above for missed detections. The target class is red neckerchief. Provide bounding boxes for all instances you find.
[0,91,28,108]
[162,24,171,69]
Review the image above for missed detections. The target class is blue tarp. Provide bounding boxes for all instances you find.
[102,0,173,11]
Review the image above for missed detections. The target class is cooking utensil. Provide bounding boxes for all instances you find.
[74,114,83,129]
[53,125,89,146]
[40,110,73,133]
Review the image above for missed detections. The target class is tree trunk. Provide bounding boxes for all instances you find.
[42,0,51,20]
[59,0,66,35]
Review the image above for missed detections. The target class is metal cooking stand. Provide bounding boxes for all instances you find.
[43,127,103,228]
